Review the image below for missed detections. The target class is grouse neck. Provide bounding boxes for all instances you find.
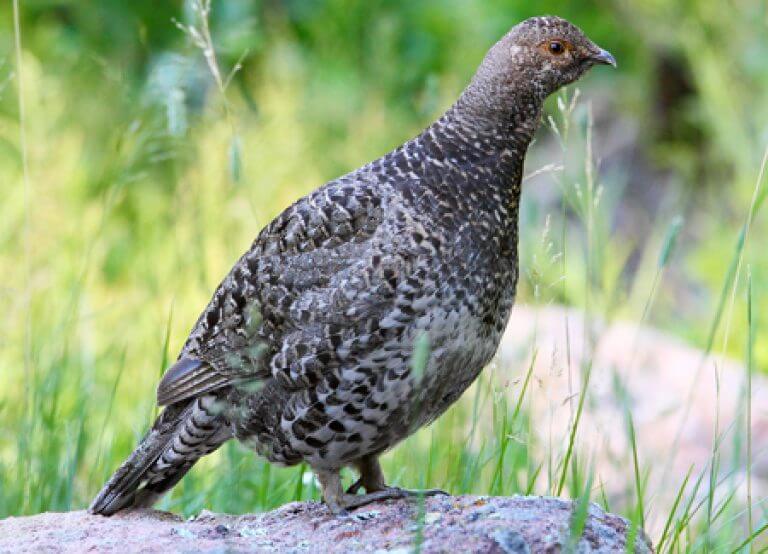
[412,75,545,192]
[445,82,543,161]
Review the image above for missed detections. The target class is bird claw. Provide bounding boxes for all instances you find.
[382,486,449,499]
[346,478,447,499]
[345,478,364,495]
[329,486,448,515]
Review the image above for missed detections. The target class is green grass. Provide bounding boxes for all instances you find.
[1,2,768,552]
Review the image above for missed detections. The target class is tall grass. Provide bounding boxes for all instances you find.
[1,3,767,552]
[746,269,755,547]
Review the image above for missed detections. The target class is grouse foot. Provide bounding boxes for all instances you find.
[316,455,448,515]
[346,483,448,500]
[346,456,447,496]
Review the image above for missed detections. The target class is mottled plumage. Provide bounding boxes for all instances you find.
[91,16,614,516]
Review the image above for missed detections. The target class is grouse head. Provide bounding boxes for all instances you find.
[466,16,615,114]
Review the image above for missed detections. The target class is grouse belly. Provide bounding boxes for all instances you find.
[262,270,517,470]
[413,280,517,428]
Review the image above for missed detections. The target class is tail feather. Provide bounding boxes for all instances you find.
[89,394,231,516]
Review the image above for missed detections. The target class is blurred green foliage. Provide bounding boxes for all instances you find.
[0,0,766,549]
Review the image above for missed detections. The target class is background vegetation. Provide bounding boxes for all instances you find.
[1,0,766,551]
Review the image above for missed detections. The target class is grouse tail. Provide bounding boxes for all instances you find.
[89,394,231,516]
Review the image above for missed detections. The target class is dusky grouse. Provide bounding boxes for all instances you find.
[91,16,615,516]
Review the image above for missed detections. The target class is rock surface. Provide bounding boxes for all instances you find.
[498,305,764,535]
[0,495,652,553]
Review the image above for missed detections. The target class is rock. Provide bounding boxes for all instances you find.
[498,304,764,536]
[0,495,652,553]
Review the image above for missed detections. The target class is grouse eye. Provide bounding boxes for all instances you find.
[548,41,565,55]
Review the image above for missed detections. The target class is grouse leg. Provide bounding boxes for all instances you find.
[315,468,406,515]
[345,455,448,499]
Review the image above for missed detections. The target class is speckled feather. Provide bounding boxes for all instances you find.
[90,16,614,515]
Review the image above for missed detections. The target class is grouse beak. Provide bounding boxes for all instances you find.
[590,48,617,68]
